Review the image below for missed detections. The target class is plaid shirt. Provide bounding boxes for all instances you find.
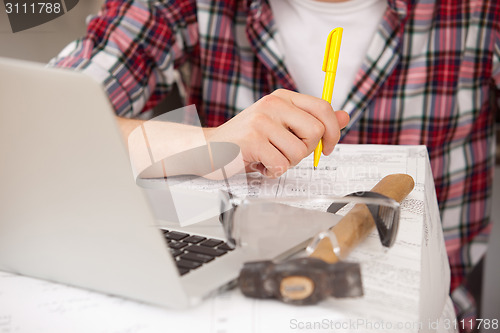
[51,0,500,324]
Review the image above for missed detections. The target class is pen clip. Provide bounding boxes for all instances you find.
[322,27,343,73]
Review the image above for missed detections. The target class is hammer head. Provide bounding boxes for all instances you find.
[239,257,363,305]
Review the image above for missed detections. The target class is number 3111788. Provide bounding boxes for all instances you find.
[442,318,498,330]
[5,2,62,14]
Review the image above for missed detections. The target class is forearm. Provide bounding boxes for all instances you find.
[116,116,212,179]
[116,116,146,143]
[115,89,349,180]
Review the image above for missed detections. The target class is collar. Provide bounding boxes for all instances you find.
[387,0,413,20]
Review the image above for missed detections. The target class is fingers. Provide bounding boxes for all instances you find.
[256,141,291,177]
[242,113,308,177]
[262,119,309,167]
[271,89,349,155]
[288,92,339,155]
[335,110,350,131]
[256,95,321,155]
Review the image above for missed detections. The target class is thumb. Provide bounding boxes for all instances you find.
[335,110,350,129]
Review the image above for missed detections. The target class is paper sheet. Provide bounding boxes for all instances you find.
[0,144,455,333]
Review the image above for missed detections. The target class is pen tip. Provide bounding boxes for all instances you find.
[314,167,317,171]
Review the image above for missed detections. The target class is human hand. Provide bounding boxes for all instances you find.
[205,89,350,178]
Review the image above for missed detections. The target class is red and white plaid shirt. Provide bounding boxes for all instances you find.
[51,0,500,326]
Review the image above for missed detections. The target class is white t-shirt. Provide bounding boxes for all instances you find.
[268,0,387,110]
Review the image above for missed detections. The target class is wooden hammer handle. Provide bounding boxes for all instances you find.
[309,174,415,263]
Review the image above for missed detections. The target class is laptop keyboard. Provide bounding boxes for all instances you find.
[162,230,234,276]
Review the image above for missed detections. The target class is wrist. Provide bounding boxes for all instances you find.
[203,126,217,141]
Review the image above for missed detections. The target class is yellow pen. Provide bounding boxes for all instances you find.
[313,27,343,169]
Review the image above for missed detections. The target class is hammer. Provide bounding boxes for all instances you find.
[240,174,415,304]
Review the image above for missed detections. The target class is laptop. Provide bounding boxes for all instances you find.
[0,57,338,308]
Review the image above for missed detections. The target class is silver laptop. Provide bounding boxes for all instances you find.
[0,57,338,308]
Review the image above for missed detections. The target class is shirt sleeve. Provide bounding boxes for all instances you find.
[49,0,197,117]
[493,13,500,105]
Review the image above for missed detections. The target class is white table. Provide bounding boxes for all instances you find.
[0,145,457,333]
